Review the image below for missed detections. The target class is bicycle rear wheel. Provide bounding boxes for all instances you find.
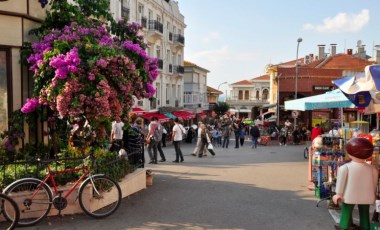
[3,178,53,227]
[79,175,121,218]
[304,147,309,159]
[0,193,20,230]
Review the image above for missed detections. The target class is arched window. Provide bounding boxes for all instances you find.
[262,89,269,100]
[255,90,260,100]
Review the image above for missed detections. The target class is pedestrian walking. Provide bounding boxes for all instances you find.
[110,115,124,152]
[232,118,241,148]
[191,122,207,156]
[198,124,216,157]
[222,123,232,148]
[239,124,246,146]
[279,125,288,146]
[156,122,166,162]
[250,124,260,149]
[161,126,167,147]
[171,118,185,163]
[146,116,160,164]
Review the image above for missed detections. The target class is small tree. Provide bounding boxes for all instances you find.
[214,102,230,116]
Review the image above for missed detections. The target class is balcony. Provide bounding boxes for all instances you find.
[121,6,130,19]
[146,20,163,43]
[157,59,163,70]
[173,65,184,75]
[141,17,147,29]
[173,34,185,45]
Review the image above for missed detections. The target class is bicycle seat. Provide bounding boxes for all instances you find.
[36,158,55,165]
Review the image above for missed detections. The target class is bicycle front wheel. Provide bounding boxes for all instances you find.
[3,178,53,227]
[79,175,121,218]
[0,193,20,230]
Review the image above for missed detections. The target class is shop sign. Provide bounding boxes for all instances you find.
[313,85,333,91]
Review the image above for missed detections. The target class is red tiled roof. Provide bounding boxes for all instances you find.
[252,74,270,81]
[278,67,342,77]
[230,80,253,85]
[207,86,223,94]
[308,54,374,71]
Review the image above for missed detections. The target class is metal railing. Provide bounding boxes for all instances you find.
[173,65,184,74]
[141,17,147,28]
[0,138,145,190]
[148,20,163,33]
[173,34,185,45]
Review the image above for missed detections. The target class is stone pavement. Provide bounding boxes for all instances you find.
[23,139,337,230]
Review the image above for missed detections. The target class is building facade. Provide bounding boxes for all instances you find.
[111,0,186,112]
[266,43,376,129]
[226,75,270,120]
[0,0,45,139]
[183,61,209,112]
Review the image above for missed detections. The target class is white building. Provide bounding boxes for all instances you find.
[183,61,209,112]
[226,75,270,120]
[110,0,186,112]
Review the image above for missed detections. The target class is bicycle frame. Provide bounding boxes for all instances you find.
[30,157,93,202]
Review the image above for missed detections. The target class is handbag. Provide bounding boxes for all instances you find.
[208,143,214,150]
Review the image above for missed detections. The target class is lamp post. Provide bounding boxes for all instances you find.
[294,37,302,127]
[218,81,228,102]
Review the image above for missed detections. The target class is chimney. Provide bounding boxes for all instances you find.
[330,44,337,56]
[318,45,325,59]
[347,49,353,55]
[374,45,380,63]
[357,45,366,60]
[309,53,314,62]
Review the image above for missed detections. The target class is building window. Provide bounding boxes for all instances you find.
[238,90,243,100]
[0,49,9,132]
[244,90,249,100]
[256,90,260,100]
[262,89,269,100]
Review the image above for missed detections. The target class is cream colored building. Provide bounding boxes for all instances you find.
[226,75,270,120]
[0,1,46,134]
[111,0,185,111]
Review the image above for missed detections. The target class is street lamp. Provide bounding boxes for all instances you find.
[218,81,228,102]
[218,81,228,90]
[294,37,302,127]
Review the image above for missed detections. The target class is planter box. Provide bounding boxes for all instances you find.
[0,168,147,221]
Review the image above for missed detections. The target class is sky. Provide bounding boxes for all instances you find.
[178,0,380,92]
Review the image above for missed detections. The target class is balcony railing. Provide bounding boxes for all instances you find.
[141,17,147,29]
[173,34,185,45]
[173,65,184,74]
[157,59,163,69]
[122,6,130,18]
[148,20,163,33]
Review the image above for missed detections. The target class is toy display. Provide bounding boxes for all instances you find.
[333,138,378,230]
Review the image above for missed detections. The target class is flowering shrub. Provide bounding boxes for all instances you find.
[24,19,158,139]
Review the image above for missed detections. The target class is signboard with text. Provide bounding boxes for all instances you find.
[313,85,333,91]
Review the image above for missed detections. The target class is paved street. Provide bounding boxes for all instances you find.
[24,140,335,230]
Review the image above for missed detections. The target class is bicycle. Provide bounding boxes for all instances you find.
[0,193,20,230]
[2,152,122,227]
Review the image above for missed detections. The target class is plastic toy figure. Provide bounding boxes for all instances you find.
[333,138,378,230]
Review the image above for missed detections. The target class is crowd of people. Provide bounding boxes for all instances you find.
[107,112,336,165]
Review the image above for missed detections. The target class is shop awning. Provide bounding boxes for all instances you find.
[132,107,146,115]
[263,103,277,108]
[164,112,176,119]
[259,111,274,117]
[172,111,196,120]
[141,112,171,122]
[196,112,207,119]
